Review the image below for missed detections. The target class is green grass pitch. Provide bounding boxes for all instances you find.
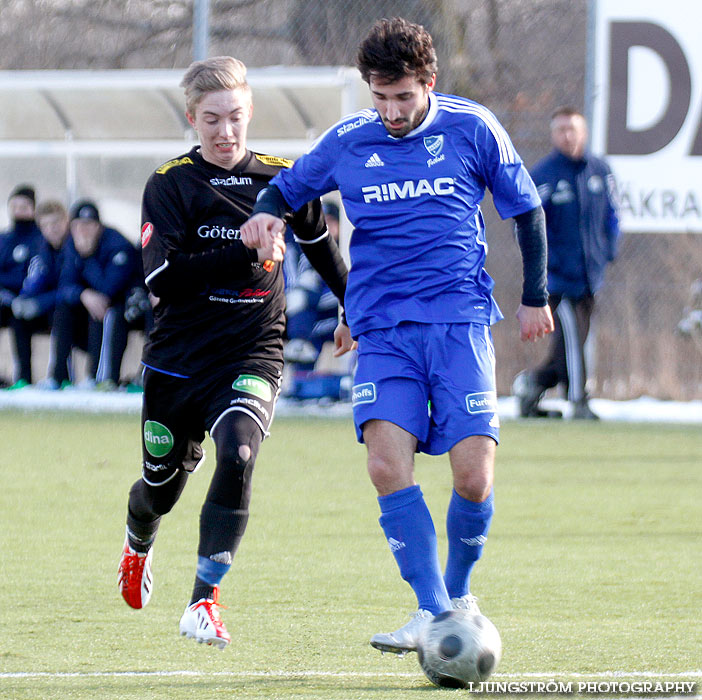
[0,411,700,699]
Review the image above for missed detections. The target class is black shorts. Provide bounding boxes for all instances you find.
[140,362,282,486]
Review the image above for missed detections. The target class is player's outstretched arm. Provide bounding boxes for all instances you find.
[516,303,554,343]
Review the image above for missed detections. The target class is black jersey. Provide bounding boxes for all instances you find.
[140,146,326,377]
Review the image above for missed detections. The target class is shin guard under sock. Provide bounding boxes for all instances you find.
[378,484,450,614]
[444,489,494,599]
[190,501,249,604]
[126,512,160,553]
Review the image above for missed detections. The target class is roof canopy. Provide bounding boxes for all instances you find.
[0,67,370,234]
[0,66,370,157]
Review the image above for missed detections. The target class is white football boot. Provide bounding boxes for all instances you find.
[370,609,434,655]
[179,585,230,650]
[450,593,481,614]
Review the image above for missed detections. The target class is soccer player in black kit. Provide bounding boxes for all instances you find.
[117,56,350,648]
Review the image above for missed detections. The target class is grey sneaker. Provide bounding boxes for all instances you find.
[572,400,599,420]
[450,594,481,614]
[512,371,545,417]
[370,609,434,655]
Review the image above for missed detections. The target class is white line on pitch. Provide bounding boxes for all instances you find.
[1,670,700,679]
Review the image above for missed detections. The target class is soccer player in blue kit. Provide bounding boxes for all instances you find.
[241,17,554,654]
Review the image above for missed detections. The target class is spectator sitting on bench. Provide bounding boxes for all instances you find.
[45,199,140,391]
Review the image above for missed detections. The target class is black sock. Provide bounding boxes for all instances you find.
[126,512,160,553]
[190,577,216,605]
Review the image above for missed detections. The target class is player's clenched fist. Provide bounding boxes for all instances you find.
[240,213,285,251]
[258,231,286,265]
[516,304,554,343]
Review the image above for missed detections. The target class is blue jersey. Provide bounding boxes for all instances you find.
[272,91,540,336]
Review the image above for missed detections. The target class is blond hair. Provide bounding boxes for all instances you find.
[180,56,251,115]
[35,199,67,219]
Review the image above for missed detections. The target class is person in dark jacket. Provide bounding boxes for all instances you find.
[17,200,70,319]
[46,199,139,390]
[0,184,43,388]
[514,106,620,420]
[10,199,70,387]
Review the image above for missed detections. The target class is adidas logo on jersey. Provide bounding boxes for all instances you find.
[364,153,385,168]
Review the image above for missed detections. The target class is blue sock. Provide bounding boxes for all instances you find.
[378,485,451,614]
[444,489,494,599]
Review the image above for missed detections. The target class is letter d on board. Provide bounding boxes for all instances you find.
[607,21,691,155]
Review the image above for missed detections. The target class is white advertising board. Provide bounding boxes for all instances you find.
[591,0,702,232]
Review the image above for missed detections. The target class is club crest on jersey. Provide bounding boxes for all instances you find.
[424,134,444,157]
[424,135,446,167]
[141,223,154,248]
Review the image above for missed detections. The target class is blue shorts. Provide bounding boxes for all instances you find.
[351,322,499,455]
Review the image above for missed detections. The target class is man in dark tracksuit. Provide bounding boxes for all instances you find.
[17,201,69,320]
[11,199,70,387]
[49,199,140,389]
[0,184,43,388]
[514,106,619,420]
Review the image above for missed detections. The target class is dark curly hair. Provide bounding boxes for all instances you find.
[356,17,438,85]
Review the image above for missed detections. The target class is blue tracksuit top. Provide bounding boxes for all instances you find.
[20,238,69,316]
[530,149,619,298]
[58,226,139,306]
[271,91,541,337]
[0,220,43,294]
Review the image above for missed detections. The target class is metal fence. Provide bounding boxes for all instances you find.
[229,0,702,400]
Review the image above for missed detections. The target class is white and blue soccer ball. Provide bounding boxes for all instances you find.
[417,610,502,688]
